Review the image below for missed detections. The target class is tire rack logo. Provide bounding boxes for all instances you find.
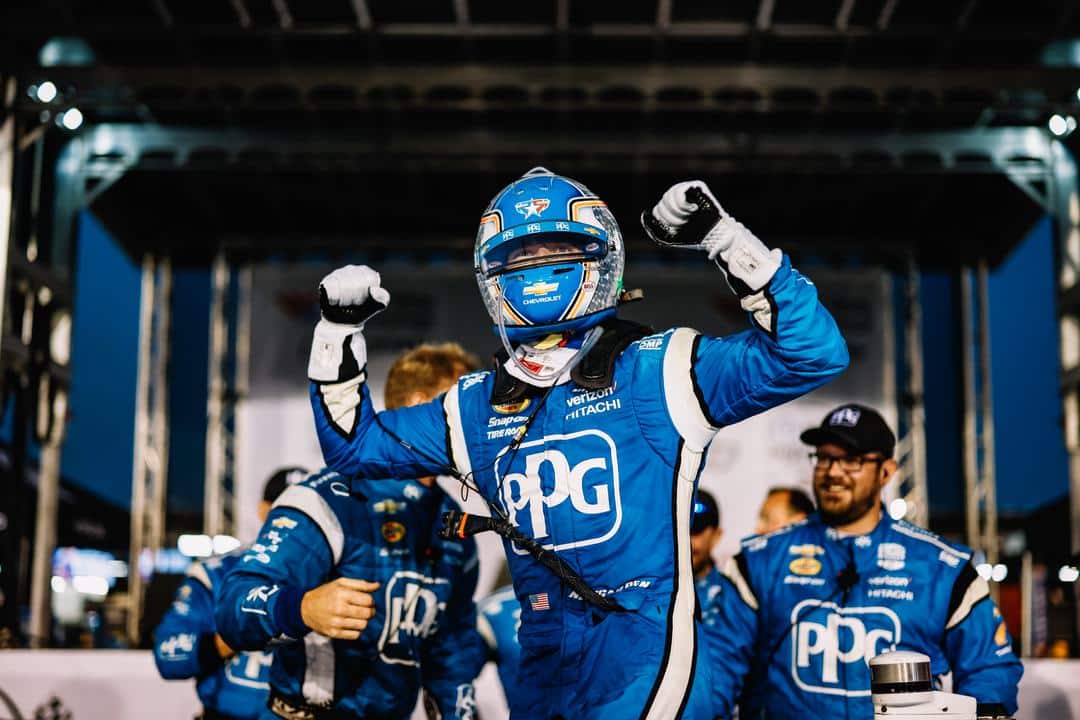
[494,429,621,555]
[378,571,450,667]
[790,600,901,696]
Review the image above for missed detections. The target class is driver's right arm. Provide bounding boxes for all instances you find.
[308,265,467,480]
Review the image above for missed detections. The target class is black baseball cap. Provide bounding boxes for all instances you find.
[262,466,309,503]
[799,404,895,458]
[691,489,720,534]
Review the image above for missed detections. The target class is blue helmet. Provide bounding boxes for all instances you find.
[474,168,626,342]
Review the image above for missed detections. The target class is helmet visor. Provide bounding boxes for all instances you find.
[478,220,608,277]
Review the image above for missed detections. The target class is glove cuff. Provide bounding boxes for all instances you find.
[704,217,782,293]
[308,320,367,383]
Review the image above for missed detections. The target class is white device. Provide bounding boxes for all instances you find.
[870,650,977,719]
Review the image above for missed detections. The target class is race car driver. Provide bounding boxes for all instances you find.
[306,171,849,719]
[713,404,1024,719]
[153,466,304,719]
[217,343,485,719]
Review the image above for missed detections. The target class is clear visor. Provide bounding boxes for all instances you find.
[480,231,607,277]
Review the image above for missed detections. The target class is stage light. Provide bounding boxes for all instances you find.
[57,107,83,131]
[51,576,67,593]
[888,498,908,520]
[1059,565,1080,583]
[990,564,1008,582]
[34,81,58,103]
[213,535,241,555]
[1049,114,1075,137]
[50,309,72,366]
[72,575,109,597]
[178,534,213,558]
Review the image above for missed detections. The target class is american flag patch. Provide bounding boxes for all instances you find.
[529,593,550,611]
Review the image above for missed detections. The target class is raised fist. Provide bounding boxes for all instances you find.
[642,180,781,294]
[641,180,725,252]
[319,265,390,326]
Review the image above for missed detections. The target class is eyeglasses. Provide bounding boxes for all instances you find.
[809,452,884,473]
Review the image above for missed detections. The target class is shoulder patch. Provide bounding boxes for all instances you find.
[891,520,971,561]
[460,371,490,392]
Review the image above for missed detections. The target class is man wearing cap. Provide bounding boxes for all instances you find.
[154,467,306,720]
[709,404,1023,719]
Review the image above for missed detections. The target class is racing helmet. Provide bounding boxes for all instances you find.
[474,168,625,342]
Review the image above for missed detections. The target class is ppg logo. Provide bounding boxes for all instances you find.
[495,429,622,555]
[791,600,901,695]
[378,571,450,667]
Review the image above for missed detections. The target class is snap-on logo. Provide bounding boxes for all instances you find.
[495,429,621,555]
[790,600,901,696]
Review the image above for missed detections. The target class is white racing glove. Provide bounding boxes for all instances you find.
[641,180,782,296]
[308,265,390,382]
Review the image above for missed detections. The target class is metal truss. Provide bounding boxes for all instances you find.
[204,252,251,538]
[61,124,1058,181]
[960,263,999,573]
[1,76,76,645]
[1052,140,1080,647]
[127,255,172,645]
[893,256,929,530]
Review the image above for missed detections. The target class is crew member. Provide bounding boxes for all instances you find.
[154,467,304,719]
[713,404,1023,719]
[217,343,485,719]
[755,486,814,534]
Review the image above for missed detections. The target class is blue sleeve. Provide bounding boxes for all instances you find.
[153,576,222,680]
[693,257,849,427]
[421,543,485,720]
[215,507,334,651]
[311,378,457,480]
[943,568,1024,714]
[707,555,761,718]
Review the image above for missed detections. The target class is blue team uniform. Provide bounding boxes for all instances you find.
[477,584,522,701]
[215,470,485,719]
[712,511,1024,719]
[154,553,272,719]
[310,255,847,719]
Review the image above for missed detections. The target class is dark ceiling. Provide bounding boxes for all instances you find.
[2,0,1076,267]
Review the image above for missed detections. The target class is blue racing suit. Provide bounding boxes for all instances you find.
[215,470,485,719]
[154,553,271,719]
[311,256,847,719]
[694,565,740,719]
[477,584,522,702]
[713,511,1024,719]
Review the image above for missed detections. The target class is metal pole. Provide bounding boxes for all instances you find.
[232,264,253,530]
[960,267,980,552]
[150,258,171,556]
[1020,550,1033,657]
[27,387,66,647]
[127,254,155,644]
[904,257,930,528]
[976,261,998,564]
[205,251,228,536]
[0,78,15,358]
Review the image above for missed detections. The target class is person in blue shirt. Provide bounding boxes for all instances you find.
[216,343,486,720]
[712,404,1024,719]
[154,466,305,720]
[305,172,848,719]
[477,584,522,707]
